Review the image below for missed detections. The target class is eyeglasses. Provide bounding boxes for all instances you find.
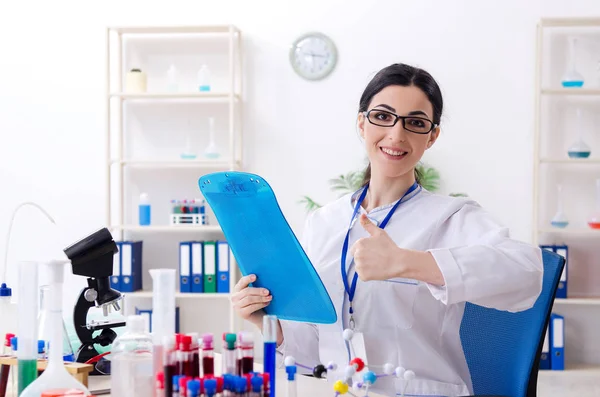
[363,109,436,134]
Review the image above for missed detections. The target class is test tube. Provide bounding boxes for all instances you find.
[0,333,15,396]
[163,335,176,397]
[204,378,217,397]
[175,334,183,376]
[149,269,176,397]
[186,333,200,378]
[250,375,263,397]
[179,376,191,397]
[238,331,254,376]
[236,376,248,397]
[187,379,200,397]
[201,333,214,377]
[263,315,278,397]
[17,261,39,394]
[262,372,270,397]
[222,333,237,375]
[180,335,193,377]
[285,365,297,397]
[155,372,164,397]
[172,375,181,397]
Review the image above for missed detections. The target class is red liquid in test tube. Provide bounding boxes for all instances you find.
[238,331,255,376]
[180,335,193,377]
[201,333,215,377]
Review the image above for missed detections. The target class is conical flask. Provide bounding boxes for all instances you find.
[37,285,76,361]
[567,108,591,159]
[20,260,90,397]
[588,178,600,229]
[551,184,569,228]
[562,36,584,88]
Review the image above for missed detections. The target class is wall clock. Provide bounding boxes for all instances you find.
[289,32,337,81]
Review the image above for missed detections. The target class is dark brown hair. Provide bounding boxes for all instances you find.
[359,63,443,187]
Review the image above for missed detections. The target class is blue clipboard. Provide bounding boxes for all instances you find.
[198,171,337,324]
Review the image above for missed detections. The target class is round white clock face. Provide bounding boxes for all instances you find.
[290,32,337,81]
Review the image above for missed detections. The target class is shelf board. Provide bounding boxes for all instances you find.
[125,290,231,299]
[109,92,240,102]
[109,25,240,35]
[538,228,600,235]
[110,225,223,233]
[555,297,600,305]
[541,88,600,96]
[540,17,600,28]
[110,159,240,170]
[540,158,600,164]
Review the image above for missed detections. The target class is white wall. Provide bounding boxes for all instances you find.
[2,0,600,321]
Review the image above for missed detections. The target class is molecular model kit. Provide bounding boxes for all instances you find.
[283,329,416,397]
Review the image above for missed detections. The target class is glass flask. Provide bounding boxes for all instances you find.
[37,285,76,362]
[551,184,569,229]
[567,108,591,159]
[203,117,220,159]
[561,36,584,88]
[588,178,600,229]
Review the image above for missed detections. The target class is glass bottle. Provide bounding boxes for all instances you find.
[588,178,600,229]
[37,285,75,361]
[550,184,569,229]
[561,36,584,88]
[567,108,591,159]
[110,315,154,397]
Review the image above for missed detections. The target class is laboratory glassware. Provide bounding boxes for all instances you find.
[561,36,584,88]
[588,178,600,229]
[550,184,569,228]
[567,108,591,159]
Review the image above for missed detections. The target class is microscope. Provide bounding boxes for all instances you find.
[63,227,126,374]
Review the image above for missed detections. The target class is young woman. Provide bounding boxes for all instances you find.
[231,63,543,397]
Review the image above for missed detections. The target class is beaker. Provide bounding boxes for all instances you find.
[561,36,584,88]
[37,285,76,361]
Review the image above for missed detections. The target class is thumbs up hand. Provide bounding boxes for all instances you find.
[349,214,406,281]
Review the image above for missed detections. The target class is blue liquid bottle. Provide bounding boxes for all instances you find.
[139,193,151,226]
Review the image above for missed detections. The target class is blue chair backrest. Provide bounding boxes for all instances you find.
[459,249,565,397]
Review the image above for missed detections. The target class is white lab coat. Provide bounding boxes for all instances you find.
[277,186,543,397]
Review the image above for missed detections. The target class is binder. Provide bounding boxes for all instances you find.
[554,245,568,299]
[120,241,143,293]
[179,242,192,293]
[191,241,204,293]
[540,325,550,370]
[550,313,565,370]
[111,241,122,291]
[203,241,217,293]
[539,245,568,298]
[216,240,230,293]
[135,307,180,333]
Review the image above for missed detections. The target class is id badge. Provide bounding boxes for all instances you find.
[349,331,369,383]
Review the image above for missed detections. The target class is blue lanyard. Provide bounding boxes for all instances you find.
[340,181,420,329]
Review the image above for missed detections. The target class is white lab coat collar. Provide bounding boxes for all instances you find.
[348,184,424,228]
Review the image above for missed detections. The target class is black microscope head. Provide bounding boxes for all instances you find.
[64,227,122,314]
[64,227,118,278]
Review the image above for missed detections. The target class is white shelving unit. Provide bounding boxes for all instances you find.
[105,25,243,336]
[533,17,600,376]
